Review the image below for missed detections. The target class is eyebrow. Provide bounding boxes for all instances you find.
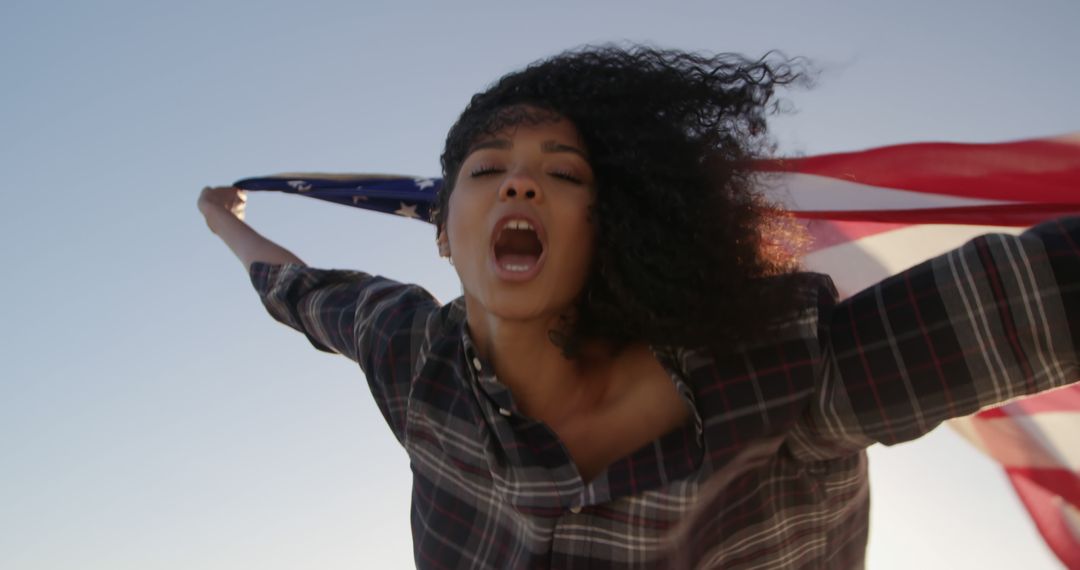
[465,138,589,160]
[541,141,589,159]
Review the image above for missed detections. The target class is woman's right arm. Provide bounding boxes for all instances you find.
[197,185,305,270]
[199,184,440,442]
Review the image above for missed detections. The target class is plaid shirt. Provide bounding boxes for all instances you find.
[249,217,1080,569]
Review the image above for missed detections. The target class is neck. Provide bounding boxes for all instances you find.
[464,298,605,424]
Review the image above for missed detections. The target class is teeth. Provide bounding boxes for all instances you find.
[507,219,534,231]
[502,264,531,272]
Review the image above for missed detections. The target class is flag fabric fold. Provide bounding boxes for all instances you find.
[233,173,441,221]
[233,133,1080,567]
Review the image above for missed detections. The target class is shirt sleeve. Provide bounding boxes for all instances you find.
[786,216,1080,460]
[249,261,439,442]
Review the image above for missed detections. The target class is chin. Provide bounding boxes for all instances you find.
[473,288,574,323]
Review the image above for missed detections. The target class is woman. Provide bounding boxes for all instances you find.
[198,46,1080,569]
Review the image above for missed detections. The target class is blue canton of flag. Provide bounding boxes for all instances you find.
[233,174,442,222]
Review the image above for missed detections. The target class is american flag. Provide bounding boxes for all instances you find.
[234,133,1080,567]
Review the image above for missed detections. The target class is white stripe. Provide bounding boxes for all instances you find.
[763,172,1013,212]
[801,223,1022,298]
[1063,500,1080,545]
[993,233,1070,397]
[628,485,699,514]
[946,242,1009,404]
[952,411,1080,469]
[555,525,667,549]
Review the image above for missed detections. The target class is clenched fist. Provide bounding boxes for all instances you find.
[198,185,247,221]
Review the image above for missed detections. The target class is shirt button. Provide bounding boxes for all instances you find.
[471,356,483,371]
[569,506,582,514]
[498,407,512,417]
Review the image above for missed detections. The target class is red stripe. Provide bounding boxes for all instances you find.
[757,137,1080,202]
[1005,467,1080,509]
[1007,471,1080,569]
[793,203,1080,226]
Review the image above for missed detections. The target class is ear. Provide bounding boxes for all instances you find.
[437,228,451,257]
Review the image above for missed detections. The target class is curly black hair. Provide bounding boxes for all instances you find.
[435,44,814,357]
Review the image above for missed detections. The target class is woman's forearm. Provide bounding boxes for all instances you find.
[206,206,304,269]
[199,187,305,270]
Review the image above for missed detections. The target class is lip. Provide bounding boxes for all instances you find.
[489,211,548,282]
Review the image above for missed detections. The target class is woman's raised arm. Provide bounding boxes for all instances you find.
[786,216,1080,460]
[197,185,305,270]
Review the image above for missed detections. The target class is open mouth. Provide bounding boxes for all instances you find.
[492,218,545,274]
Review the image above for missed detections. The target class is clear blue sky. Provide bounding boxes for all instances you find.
[2,0,1077,568]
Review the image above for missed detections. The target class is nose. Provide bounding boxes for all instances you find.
[498,170,543,203]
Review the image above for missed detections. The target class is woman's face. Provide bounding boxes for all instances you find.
[442,116,597,323]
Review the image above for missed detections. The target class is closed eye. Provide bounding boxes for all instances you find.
[470,165,504,177]
[550,170,583,184]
